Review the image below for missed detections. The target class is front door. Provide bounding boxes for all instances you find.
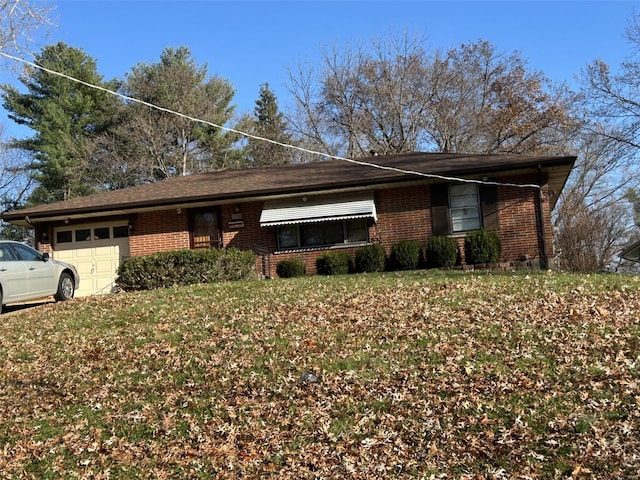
[191,209,221,249]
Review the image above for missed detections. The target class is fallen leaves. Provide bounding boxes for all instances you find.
[0,271,638,478]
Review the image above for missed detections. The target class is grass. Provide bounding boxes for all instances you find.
[0,270,639,478]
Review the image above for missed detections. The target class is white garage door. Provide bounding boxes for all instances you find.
[53,222,130,297]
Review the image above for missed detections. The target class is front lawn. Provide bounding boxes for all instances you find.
[0,270,639,478]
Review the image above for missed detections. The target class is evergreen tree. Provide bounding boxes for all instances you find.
[246,83,295,167]
[121,46,244,179]
[1,42,120,203]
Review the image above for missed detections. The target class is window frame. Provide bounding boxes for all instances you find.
[276,218,370,250]
[54,224,130,245]
[431,182,498,236]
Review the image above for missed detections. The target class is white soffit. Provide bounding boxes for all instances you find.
[260,192,377,227]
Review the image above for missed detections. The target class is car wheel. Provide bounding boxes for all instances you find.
[0,289,3,314]
[54,272,75,301]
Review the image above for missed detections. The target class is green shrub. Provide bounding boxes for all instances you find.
[355,243,386,273]
[389,239,422,271]
[464,229,501,265]
[315,251,352,275]
[276,258,306,278]
[116,248,256,291]
[426,235,459,268]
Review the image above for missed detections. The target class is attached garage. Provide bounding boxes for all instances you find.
[53,222,130,297]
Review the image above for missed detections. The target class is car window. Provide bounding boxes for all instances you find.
[0,244,18,261]
[12,243,43,262]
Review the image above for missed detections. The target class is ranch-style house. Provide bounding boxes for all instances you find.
[1,152,576,297]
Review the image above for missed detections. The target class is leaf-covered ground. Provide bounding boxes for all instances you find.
[0,271,639,479]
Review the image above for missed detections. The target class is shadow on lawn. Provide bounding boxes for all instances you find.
[3,298,55,314]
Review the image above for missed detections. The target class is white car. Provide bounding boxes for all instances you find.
[0,240,80,313]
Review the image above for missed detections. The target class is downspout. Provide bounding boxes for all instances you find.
[24,215,41,249]
[536,166,549,270]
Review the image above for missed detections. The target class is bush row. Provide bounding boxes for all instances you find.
[117,231,503,288]
[116,248,256,291]
[276,230,502,277]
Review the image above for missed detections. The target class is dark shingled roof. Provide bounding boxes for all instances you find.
[1,152,575,225]
[620,239,640,263]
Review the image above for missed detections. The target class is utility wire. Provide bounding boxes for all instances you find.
[0,50,542,190]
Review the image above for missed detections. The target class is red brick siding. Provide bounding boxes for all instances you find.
[267,246,364,278]
[221,202,273,251]
[372,186,430,256]
[493,174,553,266]
[129,210,190,256]
[221,202,275,275]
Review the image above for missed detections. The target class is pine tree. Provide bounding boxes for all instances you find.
[121,46,244,178]
[1,42,120,203]
[246,83,295,167]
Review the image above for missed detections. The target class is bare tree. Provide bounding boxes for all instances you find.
[554,131,638,271]
[288,33,432,158]
[0,124,31,204]
[287,33,577,158]
[555,199,629,272]
[556,10,640,271]
[0,0,53,202]
[0,0,54,62]
[427,41,577,154]
[0,124,33,240]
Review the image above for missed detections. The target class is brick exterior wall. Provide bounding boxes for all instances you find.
[372,186,431,257]
[129,210,190,256]
[36,174,553,278]
[245,174,551,277]
[496,175,552,268]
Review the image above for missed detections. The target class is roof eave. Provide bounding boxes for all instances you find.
[620,239,640,262]
[1,155,576,226]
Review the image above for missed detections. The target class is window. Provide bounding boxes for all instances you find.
[94,227,110,240]
[191,209,221,249]
[54,224,129,246]
[56,230,73,244]
[13,243,43,262]
[277,218,369,250]
[75,229,92,242]
[449,184,481,232]
[431,183,498,235]
[0,244,17,261]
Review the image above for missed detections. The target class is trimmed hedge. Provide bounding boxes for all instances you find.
[116,248,256,291]
[276,258,306,278]
[355,243,386,273]
[315,251,352,275]
[389,239,422,271]
[426,235,459,268]
[464,229,501,265]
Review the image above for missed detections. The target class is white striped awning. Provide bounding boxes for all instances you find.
[260,192,377,227]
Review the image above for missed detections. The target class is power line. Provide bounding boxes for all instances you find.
[0,50,542,190]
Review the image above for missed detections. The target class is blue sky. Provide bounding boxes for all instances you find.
[2,0,639,139]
